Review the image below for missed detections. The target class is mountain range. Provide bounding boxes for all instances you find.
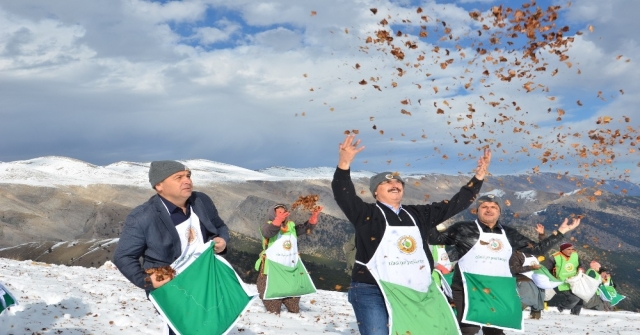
[1,156,639,310]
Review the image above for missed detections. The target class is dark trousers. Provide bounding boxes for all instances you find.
[555,289,583,315]
[452,283,504,335]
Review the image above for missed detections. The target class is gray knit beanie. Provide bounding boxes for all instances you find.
[369,172,405,196]
[149,160,189,189]
[476,194,502,211]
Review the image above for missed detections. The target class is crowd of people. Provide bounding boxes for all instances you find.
[57,133,621,335]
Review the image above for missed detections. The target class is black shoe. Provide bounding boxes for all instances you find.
[557,307,564,313]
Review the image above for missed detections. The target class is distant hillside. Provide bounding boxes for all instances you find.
[0,157,639,310]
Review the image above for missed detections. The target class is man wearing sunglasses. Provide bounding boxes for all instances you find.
[332,134,491,335]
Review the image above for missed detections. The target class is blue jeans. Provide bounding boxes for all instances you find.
[348,281,389,335]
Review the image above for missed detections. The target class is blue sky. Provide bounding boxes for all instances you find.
[0,0,638,183]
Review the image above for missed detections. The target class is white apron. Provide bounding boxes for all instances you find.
[263,227,316,299]
[431,245,454,299]
[434,245,453,271]
[357,205,460,335]
[161,207,206,335]
[457,220,523,331]
[172,210,205,274]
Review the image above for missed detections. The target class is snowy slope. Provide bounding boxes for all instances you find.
[1,258,638,335]
[0,157,379,187]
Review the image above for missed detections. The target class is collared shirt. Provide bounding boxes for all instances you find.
[159,195,192,226]
[380,201,402,215]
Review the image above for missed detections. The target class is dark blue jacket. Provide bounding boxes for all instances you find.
[113,191,230,292]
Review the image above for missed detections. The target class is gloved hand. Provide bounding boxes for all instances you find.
[435,263,451,274]
[308,206,324,224]
[272,211,290,227]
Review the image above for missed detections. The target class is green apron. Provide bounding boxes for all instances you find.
[457,221,523,331]
[357,205,460,335]
[261,222,316,299]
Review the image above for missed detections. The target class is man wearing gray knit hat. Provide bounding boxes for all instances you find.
[148,160,190,190]
[113,161,229,334]
[114,160,230,334]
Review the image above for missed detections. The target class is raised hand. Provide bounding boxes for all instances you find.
[338,134,365,170]
[474,148,492,180]
[558,217,581,234]
[272,210,290,227]
[535,223,545,235]
[308,206,324,224]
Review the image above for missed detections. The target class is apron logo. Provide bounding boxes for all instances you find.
[397,236,417,254]
[282,240,292,250]
[485,238,503,252]
[186,226,198,245]
[564,263,575,272]
[441,254,450,262]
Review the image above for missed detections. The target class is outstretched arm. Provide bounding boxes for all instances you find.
[296,206,323,236]
[415,149,488,228]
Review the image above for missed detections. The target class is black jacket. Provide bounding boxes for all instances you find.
[429,220,564,286]
[331,167,483,284]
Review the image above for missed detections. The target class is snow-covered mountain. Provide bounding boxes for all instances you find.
[0,157,377,187]
[1,157,638,197]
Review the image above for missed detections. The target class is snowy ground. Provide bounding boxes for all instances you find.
[1,258,638,335]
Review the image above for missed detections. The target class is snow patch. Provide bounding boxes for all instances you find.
[0,257,637,334]
[515,190,537,202]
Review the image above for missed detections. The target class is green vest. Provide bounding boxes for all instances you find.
[586,268,601,282]
[554,252,579,291]
[255,221,297,274]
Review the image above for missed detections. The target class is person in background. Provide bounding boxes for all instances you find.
[599,267,625,307]
[600,268,615,288]
[332,134,491,335]
[545,243,585,315]
[254,204,322,314]
[430,244,455,300]
[510,249,545,319]
[113,160,229,335]
[584,261,612,311]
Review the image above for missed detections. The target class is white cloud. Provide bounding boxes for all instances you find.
[0,0,637,182]
[192,19,241,45]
